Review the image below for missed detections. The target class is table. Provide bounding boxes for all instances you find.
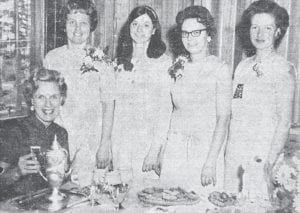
[2,134,298,213]
[0,187,278,213]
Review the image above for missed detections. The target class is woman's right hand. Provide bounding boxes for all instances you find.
[142,148,161,175]
[201,161,216,187]
[96,141,113,170]
[18,153,41,175]
[142,153,158,172]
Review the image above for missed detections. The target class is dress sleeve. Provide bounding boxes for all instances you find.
[150,57,173,146]
[0,124,20,165]
[274,62,296,123]
[215,61,233,116]
[99,64,116,103]
[56,126,69,162]
[58,127,69,153]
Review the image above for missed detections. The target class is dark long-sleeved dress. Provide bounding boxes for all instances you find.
[0,114,68,201]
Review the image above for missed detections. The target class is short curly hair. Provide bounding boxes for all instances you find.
[23,68,67,108]
[116,5,166,70]
[236,0,289,57]
[59,0,98,32]
[168,6,216,59]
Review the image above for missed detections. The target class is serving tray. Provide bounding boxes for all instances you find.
[10,188,88,212]
[138,187,201,206]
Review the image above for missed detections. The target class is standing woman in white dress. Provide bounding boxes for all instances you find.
[224,0,296,201]
[159,6,232,195]
[44,0,115,187]
[96,5,172,190]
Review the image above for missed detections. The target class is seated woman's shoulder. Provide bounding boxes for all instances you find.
[1,117,23,130]
[52,122,68,137]
[0,117,29,139]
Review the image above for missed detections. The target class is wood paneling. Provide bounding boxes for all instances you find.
[287,0,300,123]
[45,0,65,54]
[45,0,300,122]
[192,0,300,122]
[93,0,192,56]
[31,0,45,65]
[217,0,238,70]
[45,0,300,69]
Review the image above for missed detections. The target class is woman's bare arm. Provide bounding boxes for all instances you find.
[201,63,232,186]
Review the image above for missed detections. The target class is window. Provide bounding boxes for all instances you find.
[0,0,45,120]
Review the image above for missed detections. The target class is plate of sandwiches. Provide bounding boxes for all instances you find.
[138,187,200,206]
[208,191,238,207]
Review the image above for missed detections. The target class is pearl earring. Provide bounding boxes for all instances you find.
[30,105,34,111]
[207,37,212,43]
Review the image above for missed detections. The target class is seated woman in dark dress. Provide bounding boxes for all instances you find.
[0,68,68,200]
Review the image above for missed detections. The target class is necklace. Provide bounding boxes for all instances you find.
[252,51,276,78]
[252,63,263,78]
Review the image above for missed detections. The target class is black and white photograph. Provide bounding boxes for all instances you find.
[0,0,300,212]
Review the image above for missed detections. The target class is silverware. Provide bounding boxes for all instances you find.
[65,197,89,208]
[12,188,50,204]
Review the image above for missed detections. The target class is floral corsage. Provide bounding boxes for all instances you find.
[115,57,134,72]
[80,46,115,74]
[168,55,189,80]
[270,151,300,212]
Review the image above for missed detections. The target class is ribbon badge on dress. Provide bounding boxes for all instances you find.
[233,84,244,99]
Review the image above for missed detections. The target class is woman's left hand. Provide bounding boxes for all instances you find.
[201,162,216,187]
[263,155,277,183]
[263,161,273,179]
[96,141,113,170]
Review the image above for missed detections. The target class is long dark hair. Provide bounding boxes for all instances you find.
[116,5,166,71]
[236,0,289,57]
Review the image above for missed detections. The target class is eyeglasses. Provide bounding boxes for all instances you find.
[181,29,207,38]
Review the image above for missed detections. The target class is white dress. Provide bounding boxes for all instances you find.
[43,45,114,186]
[111,55,172,190]
[160,56,231,196]
[224,54,295,200]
